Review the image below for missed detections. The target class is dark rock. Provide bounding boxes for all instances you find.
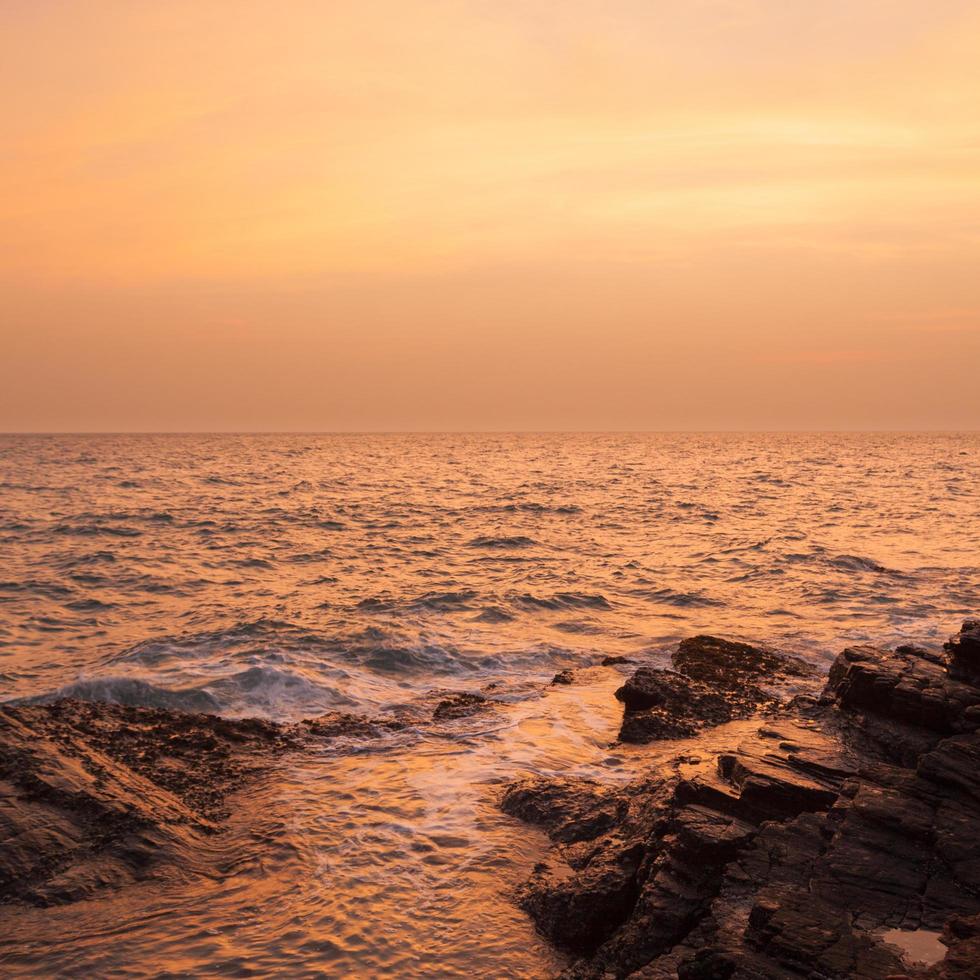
[827,644,980,736]
[925,913,980,979]
[431,691,489,721]
[552,669,575,685]
[301,711,406,739]
[504,625,980,979]
[673,635,814,690]
[744,885,908,977]
[897,642,946,665]
[601,656,632,666]
[944,620,980,687]
[500,776,625,844]
[615,668,772,744]
[918,731,980,802]
[0,700,294,906]
[517,846,642,953]
[714,724,852,822]
[613,636,823,746]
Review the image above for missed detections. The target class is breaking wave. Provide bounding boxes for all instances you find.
[18,677,223,714]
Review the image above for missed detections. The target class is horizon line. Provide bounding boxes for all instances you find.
[2,428,978,437]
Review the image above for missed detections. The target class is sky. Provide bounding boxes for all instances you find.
[2,0,979,431]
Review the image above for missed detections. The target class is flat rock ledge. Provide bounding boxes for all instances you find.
[502,624,980,979]
[0,689,493,907]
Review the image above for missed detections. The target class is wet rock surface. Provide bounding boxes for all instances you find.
[0,692,461,908]
[501,776,627,844]
[300,710,408,738]
[945,620,980,687]
[615,635,819,744]
[503,624,980,978]
[673,635,815,690]
[431,690,491,721]
[0,699,296,906]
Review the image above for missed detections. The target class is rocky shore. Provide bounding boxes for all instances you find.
[0,691,486,908]
[3,623,979,978]
[501,623,980,978]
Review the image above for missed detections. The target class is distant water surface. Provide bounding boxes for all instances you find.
[2,432,977,713]
[1,432,978,976]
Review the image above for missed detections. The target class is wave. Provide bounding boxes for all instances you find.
[106,621,503,698]
[829,554,898,575]
[17,677,222,714]
[472,606,514,623]
[340,642,471,675]
[630,587,724,608]
[550,620,603,634]
[476,502,581,515]
[512,592,612,611]
[204,665,358,714]
[410,590,479,611]
[467,535,536,549]
[287,549,333,564]
[69,551,119,565]
[13,664,361,719]
[718,537,773,555]
[53,523,143,538]
[358,591,480,614]
[0,580,73,599]
[65,597,113,611]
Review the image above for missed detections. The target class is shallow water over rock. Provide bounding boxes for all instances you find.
[1,672,641,977]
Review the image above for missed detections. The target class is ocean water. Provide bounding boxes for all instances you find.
[1,432,978,976]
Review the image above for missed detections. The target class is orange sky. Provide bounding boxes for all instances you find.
[2,0,979,431]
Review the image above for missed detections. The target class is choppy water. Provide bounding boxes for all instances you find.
[1,432,978,976]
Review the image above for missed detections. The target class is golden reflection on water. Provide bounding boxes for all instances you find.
[1,433,978,975]
[2,432,978,714]
[1,672,640,976]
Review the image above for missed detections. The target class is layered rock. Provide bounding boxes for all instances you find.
[0,699,296,906]
[945,620,980,687]
[0,686,486,908]
[502,623,980,978]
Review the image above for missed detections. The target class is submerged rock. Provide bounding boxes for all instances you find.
[0,698,413,908]
[301,711,406,739]
[431,691,490,721]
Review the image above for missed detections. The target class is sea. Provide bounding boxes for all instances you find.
[1,432,978,976]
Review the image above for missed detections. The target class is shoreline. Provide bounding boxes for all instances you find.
[1,622,978,977]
